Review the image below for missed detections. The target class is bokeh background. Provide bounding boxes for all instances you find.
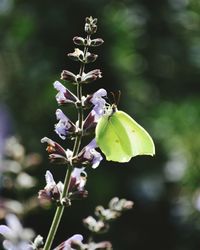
[0,0,200,249]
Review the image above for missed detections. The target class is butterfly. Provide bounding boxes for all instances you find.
[95,105,155,162]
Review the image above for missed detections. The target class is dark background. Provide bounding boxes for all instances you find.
[0,0,200,249]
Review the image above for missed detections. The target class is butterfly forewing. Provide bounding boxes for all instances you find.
[96,114,132,162]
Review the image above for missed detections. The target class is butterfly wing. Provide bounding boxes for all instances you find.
[115,111,155,157]
[96,113,133,162]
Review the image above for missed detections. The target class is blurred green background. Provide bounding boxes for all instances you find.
[0,0,200,249]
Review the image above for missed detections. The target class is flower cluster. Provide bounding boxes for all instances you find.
[38,168,88,206]
[83,197,134,234]
[40,17,106,210]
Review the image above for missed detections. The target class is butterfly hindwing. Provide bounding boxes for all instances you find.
[114,111,155,157]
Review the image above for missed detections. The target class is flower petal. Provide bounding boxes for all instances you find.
[6,214,23,233]
[54,234,83,250]
[0,225,13,238]
[45,170,56,187]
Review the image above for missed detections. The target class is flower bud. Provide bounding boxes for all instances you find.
[32,235,44,249]
[85,16,98,34]
[85,52,98,63]
[81,69,102,84]
[90,38,104,47]
[60,70,76,83]
[41,137,68,164]
[83,216,108,233]
[67,48,84,62]
[95,205,120,220]
[94,241,112,250]
[109,197,134,211]
[73,36,85,46]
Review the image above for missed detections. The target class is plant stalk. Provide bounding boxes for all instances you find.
[43,37,90,250]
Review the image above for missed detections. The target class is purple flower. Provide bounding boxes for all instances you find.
[76,139,103,169]
[38,170,63,203]
[68,168,88,200]
[0,214,35,250]
[54,81,78,105]
[55,109,76,140]
[41,137,68,164]
[91,88,107,117]
[54,234,83,250]
[84,139,103,168]
[83,89,107,128]
[71,168,87,190]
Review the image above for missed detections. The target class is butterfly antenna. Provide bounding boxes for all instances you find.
[116,90,121,106]
[110,91,116,105]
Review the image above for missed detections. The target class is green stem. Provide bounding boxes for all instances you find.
[43,165,73,250]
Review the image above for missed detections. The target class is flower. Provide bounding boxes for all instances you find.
[90,89,107,116]
[83,216,107,233]
[84,52,98,63]
[75,139,103,169]
[39,168,88,205]
[54,234,83,250]
[70,168,87,191]
[38,170,63,203]
[41,137,68,164]
[55,109,76,140]
[0,214,35,250]
[108,197,134,211]
[83,88,107,126]
[54,81,78,105]
[68,168,88,200]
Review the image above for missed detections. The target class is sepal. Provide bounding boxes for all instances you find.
[85,16,97,34]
